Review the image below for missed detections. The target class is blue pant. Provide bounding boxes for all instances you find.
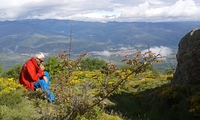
[34,71,55,102]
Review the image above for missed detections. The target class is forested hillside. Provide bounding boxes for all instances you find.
[0,20,200,54]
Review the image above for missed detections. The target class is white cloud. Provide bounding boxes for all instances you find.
[141,46,173,58]
[92,50,111,57]
[167,0,199,17]
[0,0,199,22]
[119,0,200,22]
[120,47,128,51]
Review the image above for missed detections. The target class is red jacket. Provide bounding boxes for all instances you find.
[18,57,44,90]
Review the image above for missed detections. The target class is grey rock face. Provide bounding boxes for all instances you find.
[172,29,200,85]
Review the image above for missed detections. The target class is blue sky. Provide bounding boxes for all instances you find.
[0,0,199,22]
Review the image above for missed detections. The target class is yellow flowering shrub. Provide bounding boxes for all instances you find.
[165,74,174,80]
[0,77,24,108]
[0,77,22,96]
[189,92,200,117]
[69,70,105,85]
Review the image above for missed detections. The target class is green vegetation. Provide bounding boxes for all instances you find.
[107,84,199,120]
[0,64,2,74]
[44,56,60,76]
[0,50,200,120]
[80,58,106,71]
[1,65,22,81]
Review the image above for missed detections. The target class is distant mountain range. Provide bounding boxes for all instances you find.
[0,19,200,54]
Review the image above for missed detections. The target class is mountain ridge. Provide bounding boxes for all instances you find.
[0,19,200,54]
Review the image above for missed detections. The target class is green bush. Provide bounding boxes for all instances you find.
[44,56,61,76]
[80,58,106,71]
[0,65,22,81]
[0,64,2,74]
[0,90,23,107]
[0,89,42,120]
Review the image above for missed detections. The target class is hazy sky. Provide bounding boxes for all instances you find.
[0,0,199,22]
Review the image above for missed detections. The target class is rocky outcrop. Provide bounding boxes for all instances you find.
[172,29,200,85]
